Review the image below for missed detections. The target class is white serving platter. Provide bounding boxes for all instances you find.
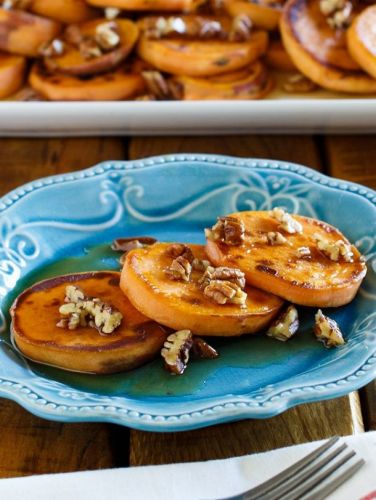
[1,97,376,136]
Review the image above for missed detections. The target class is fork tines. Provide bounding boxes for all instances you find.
[221,436,365,500]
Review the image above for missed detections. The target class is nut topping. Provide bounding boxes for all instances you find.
[104,7,121,20]
[297,246,311,257]
[2,0,31,9]
[314,310,345,348]
[204,280,247,306]
[95,22,120,51]
[283,73,317,93]
[79,37,102,59]
[191,337,219,359]
[267,231,287,246]
[266,305,299,341]
[39,39,65,57]
[199,266,246,289]
[112,237,157,264]
[271,207,303,234]
[161,329,193,375]
[191,258,211,272]
[205,216,245,246]
[320,0,353,28]
[57,285,122,335]
[313,233,354,262]
[229,14,252,42]
[165,243,194,262]
[165,255,192,282]
[142,71,182,100]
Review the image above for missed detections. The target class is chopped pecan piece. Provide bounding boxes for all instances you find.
[104,7,121,20]
[297,246,311,257]
[95,22,120,51]
[64,25,84,46]
[266,305,299,341]
[191,258,211,272]
[161,329,193,375]
[267,231,287,246]
[199,266,246,289]
[39,39,65,57]
[314,310,345,347]
[271,207,303,234]
[57,286,122,335]
[165,243,194,262]
[205,216,245,246]
[165,256,192,282]
[313,233,353,262]
[79,36,102,59]
[204,280,247,306]
[191,337,219,359]
[320,0,353,28]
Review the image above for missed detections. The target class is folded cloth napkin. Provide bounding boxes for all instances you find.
[1,432,375,500]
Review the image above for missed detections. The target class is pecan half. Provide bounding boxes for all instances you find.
[314,310,345,347]
[266,305,299,341]
[165,243,194,262]
[205,216,245,246]
[161,329,193,375]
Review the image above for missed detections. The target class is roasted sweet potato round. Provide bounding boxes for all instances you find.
[347,5,376,80]
[205,211,367,307]
[0,7,61,57]
[121,242,283,336]
[29,62,145,101]
[137,30,268,77]
[280,0,376,93]
[11,271,168,374]
[223,0,282,31]
[0,53,26,98]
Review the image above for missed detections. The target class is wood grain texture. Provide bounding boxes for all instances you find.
[130,395,363,466]
[128,135,363,466]
[325,135,376,431]
[0,137,125,195]
[0,137,128,478]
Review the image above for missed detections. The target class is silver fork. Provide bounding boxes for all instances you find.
[218,436,365,500]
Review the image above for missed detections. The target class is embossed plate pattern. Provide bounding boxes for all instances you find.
[0,155,375,431]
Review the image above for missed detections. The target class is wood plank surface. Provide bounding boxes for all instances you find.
[0,137,128,478]
[128,134,364,466]
[325,135,376,431]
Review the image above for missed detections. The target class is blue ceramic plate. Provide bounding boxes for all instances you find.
[0,155,375,432]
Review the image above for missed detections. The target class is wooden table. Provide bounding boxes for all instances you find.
[0,134,375,477]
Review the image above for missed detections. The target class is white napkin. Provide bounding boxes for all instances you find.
[1,432,375,500]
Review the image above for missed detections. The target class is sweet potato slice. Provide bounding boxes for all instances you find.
[45,19,139,77]
[30,0,98,24]
[86,0,206,11]
[0,52,26,98]
[265,38,296,71]
[223,0,282,31]
[11,271,168,374]
[120,243,283,336]
[174,61,274,99]
[347,5,376,80]
[29,62,145,100]
[280,0,376,93]
[205,211,367,307]
[0,7,61,57]
[137,30,268,77]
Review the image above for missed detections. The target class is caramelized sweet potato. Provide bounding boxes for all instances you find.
[0,52,26,98]
[205,211,367,307]
[29,62,145,100]
[121,243,283,336]
[30,0,98,25]
[0,7,61,57]
[45,19,139,76]
[347,5,376,80]
[137,30,268,77]
[223,0,282,31]
[280,0,376,93]
[265,38,296,71]
[11,271,168,374]
[174,61,274,99]
[85,0,206,11]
